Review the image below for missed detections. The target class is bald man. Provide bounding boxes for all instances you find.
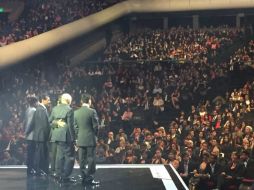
[49,93,76,183]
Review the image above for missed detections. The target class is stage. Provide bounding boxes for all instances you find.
[0,165,188,190]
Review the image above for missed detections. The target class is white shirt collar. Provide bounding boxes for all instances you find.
[82,103,90,107]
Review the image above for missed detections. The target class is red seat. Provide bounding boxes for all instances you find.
[242,179,254,183]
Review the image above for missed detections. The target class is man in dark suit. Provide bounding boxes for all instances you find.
[178,151,198,186]
[74,93,99,186]
[49,93,75,183]
[24,95,38,176]
[48,95,62,177]
[205,154,223,189]
[32,94,51,176]
[105,131,117,150]
[239,150,254,188]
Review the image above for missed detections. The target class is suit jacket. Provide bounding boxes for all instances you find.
[32,104,50,142]
[242,159,254,179]
[178,160,198,176]
[105,138,117,149]
[207,162,222,182]
[24,106,36,140]
[74,106,99,147]
[49,104,75,143]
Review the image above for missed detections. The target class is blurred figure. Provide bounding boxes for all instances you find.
[121,107,133,136]
[24,95,38,176]
[215,151,244,190]
[74,93,99,186]
[49,93,75,183]
[172,159,180,170]
[239,150,254,190]
[32,94,51,176]
[0,150,18,165]
[151,148,166,164]
[48,95,62,177]
[178,152,197,186]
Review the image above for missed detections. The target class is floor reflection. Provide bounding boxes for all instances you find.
[26,176,101,190]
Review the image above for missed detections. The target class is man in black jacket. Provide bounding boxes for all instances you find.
[208,154,223,188]
[239,150,254,189]
[74,93,99,186]
[24,95,38,176]
[32,94,51,176]
[49,93,75,183]
[178,151,198,186]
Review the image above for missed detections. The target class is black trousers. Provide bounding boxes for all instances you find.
[34,141,49,174]
[26,140,36,173]
[79,146,96,181]
[55,142,75,178]
[50,142,57,173]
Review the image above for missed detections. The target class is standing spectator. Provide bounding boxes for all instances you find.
[153,93,164,114]
[121,107,133,136]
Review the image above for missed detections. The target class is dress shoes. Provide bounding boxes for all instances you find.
[50,172,57,178]
[77,175,83,180]
[58,177,77,183]
[82,180,100,186]
[36,170,48,177]
[27,168,37,176]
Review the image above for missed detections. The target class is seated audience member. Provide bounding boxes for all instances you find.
[178,152,197,186]
[0,151,19,165]
[172,159,180,170]
[207,154,223,189]
[166,150,177,165]
[123,150,137,164]
[216,152,245,190]
[239,150,254,189]
[189,152,211,190]
[151,148,166,164]
[105,131,117,149]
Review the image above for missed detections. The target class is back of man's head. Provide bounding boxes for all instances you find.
[27,95,38,107]
[81,93,91,104]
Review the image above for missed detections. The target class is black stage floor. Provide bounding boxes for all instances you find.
[0,165,188,190]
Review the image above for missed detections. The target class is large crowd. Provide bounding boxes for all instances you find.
[0,0,124,46]
[103,26,244,62]
[0,25,254,189]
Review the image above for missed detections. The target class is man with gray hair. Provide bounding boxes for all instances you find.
[49,93,76,183]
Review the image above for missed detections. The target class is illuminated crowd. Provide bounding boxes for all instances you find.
[0,25,254,189]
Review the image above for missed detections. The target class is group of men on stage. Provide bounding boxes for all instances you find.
[24,93,99,186]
